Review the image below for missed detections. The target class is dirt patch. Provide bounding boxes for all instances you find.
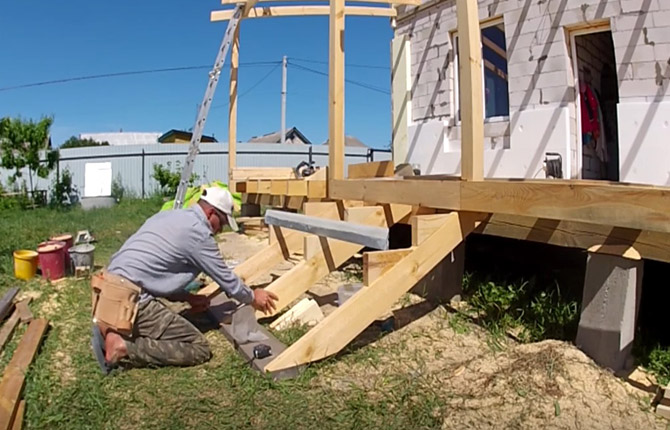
[315,305,664,429]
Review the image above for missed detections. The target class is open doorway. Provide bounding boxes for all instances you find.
[571,29,620,181]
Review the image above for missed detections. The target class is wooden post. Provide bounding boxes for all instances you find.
[456,0,484,181]
[328,0,345,181]
[228,25,240,186]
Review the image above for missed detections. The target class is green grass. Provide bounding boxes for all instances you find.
[0,200,455,430]
[461,272,580,344]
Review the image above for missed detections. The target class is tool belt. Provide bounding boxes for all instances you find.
[91,270,142,335]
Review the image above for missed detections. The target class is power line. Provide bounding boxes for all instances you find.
[0,61,281,93]
[211,62,282,110]
[289,62,390,95]
[290,57,389,70]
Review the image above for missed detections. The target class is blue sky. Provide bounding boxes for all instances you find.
[0,1,393,148]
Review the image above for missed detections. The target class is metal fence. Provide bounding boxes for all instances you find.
[0,143,391,199]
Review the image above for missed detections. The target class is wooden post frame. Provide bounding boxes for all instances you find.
[329,0,345,181]
[456,0,484,181]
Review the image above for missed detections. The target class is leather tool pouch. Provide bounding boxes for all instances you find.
[91,271,142,335]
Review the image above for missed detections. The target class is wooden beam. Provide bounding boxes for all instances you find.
[363,248,414,285]
[228,25,240,185]
[329,0,346,181]
[456,0,484,181]
[211,6,396,21]
[0,311,19,353]
[14,299,32,324]
[0,288,19,322]
[264,209,390,249]
[329,179,670,235]
[221,0,420,5]
[482,35,506,59]
[0,319,48,430]
[232,168,297,181]
[265,212,485,372]
[474,213,670,264]
[257,205,410,318]
[347,160,394,179]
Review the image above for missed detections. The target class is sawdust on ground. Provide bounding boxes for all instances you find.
[217,231,666,429]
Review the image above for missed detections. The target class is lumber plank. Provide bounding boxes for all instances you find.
[330,179,670,235]
[0,311,20,353]
[328,0,345,181]
[347,161,394,179]
[10,400,24,430]
[307,181,327,198]
[0,288,19,323]
[265,212,487,371]
[286,180,308,196]
[269,298,323,330]
[211,5,396,21]
[412,214,453,246]
[0,319,48,430]
[456,0,484,181]
[14,300,32,324]
[231,167,296,181]
[265,209,390,250]
[256,205,410,318]
[363,248,414,286]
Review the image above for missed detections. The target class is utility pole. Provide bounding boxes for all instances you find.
[280,55,287,144]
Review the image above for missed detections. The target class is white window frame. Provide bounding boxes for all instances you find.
[452,18,509,124]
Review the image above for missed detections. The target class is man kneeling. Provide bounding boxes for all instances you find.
[90,187,277,374]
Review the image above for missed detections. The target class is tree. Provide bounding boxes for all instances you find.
[61,136,110,149]
[0,116,59,196]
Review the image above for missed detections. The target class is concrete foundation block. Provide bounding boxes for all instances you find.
[411,242,465,304]
[575,252,643,372]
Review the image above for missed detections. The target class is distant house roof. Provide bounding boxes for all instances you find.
[79,132,161,146]
[321,135,369,148]
[248,127,312,145]
[158,129,218,143]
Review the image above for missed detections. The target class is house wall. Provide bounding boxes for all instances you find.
[393,0,670,185]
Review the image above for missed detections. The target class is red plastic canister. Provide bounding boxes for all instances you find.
[37,241,66,281]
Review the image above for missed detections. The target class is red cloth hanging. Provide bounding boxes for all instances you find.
[580,84,600,138]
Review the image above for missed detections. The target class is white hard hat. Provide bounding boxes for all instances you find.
[200,187,239,231]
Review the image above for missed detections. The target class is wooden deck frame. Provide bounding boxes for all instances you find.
[329,178,670,235]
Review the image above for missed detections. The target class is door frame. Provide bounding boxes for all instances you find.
[568,21,612,179]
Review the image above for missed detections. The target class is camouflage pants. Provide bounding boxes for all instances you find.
[123,299,212,367]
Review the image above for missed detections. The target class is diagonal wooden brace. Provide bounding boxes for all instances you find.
[265,211,488,372]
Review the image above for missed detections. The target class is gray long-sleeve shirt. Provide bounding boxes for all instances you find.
[106,204,253,304]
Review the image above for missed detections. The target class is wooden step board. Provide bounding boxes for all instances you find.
[264,209,390,250]
[264,212,488,373]
[207,294,302,380]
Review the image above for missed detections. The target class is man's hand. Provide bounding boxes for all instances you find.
[186,294,210,313]
[251,289,278,315]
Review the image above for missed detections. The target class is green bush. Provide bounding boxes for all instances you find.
[49,167,76,207]
[151,162,200,197]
